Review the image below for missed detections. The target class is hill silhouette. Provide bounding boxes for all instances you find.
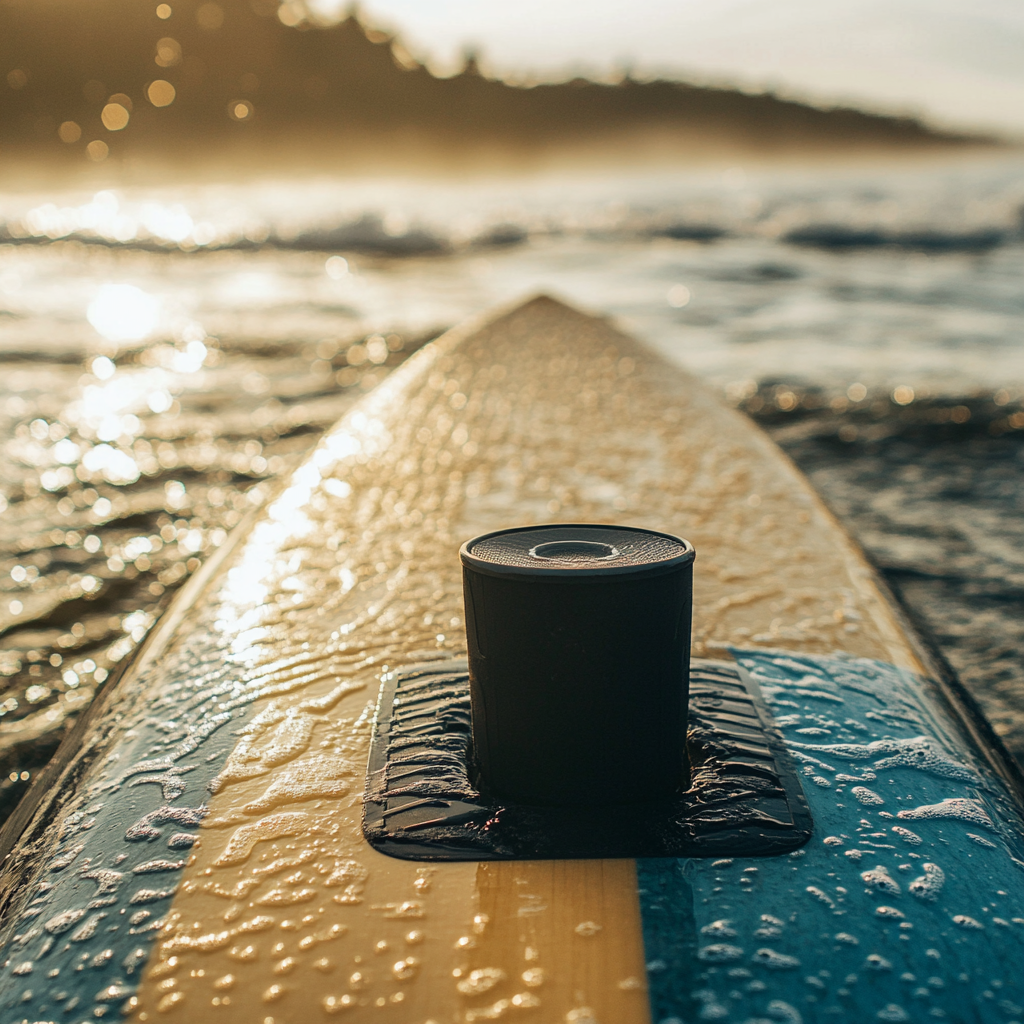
[0,0,992,169]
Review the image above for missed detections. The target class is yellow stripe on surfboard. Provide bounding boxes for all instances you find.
[135,701,650,1021]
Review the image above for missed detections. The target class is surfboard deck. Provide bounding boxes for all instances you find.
[0,296,1022,1024]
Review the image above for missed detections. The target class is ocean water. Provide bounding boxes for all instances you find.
[1,150,1023,821]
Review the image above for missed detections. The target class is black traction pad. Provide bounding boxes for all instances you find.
[363,658,812,861]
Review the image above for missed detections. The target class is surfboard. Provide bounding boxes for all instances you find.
[0,295,1022,1024]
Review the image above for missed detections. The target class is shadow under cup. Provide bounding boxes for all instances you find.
[460,524,695,807]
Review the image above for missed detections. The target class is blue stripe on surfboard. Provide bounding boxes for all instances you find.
[638,650,1024,1024]
[0,633,276,1021]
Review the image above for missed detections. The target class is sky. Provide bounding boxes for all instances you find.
[350,0,1024,137]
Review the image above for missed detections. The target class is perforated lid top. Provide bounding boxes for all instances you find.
[460,524,694,579]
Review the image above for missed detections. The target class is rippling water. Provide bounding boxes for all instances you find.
[2,151,1023,821]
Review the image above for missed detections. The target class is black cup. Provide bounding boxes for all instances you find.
[460,524,695,806]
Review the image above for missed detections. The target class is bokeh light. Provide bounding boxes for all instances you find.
[86,284,161,343]
[90,356,116,380]
[667,284,691,308]
[86,140,109,161]
[101,103,130,131]
[325,255,349,279]
[228,100,254,121]
[155,37,182,67]
[156,3,172,17]
[147,80,176,107]
[58,121,82,144]
[278,2,304,27]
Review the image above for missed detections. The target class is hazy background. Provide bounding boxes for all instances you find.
[362,0,1024,134]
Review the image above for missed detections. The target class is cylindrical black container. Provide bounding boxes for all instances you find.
[460,524,695,806]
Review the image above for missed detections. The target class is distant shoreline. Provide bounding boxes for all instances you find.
[0,2,1002,173]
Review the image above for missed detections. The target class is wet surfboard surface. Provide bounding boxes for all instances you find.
[0,296,1022,1024]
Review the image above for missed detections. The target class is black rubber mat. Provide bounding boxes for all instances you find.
[363,658,812,861]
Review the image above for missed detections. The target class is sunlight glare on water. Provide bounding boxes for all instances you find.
[87,284,161,343]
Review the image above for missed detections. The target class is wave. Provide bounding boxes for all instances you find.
[649,222,729,242]
[4,217,1019,257]
[3,187,1021,258]
[0,214,524,258]
[782,224,1010,253]
[733,380,1024,440]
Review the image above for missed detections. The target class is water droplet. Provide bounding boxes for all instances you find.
[876,1004,909,1022]
[262,984,286,1003]
[43,909,86,935]
[456,968,506,996]
[751,948,800,970]
[792,737,977,783]
[806,886,836,908]
[373,900,423,919]
[861,865,900,895]
[701,920,737,938]
[122,948,148,974]
[392,957,419,980]
[767,1000,803,1024]
[214,812,309,867]
[952,915,984,930]
[134,859,187,874]
[852,786,885,806]
[908,863,945,902]
[322,994,355,1013]
[699,944,744,963]
[157,992,185,1012]
[511,993,541,1009]
[897,797,994,830]
[96,981,132,1002]
[966,833,997,849]
[891,826,922,845]
[129,887,177,905]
